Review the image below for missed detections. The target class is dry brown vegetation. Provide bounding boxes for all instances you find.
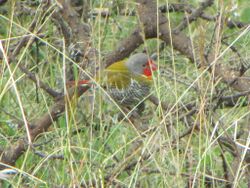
[0,0,250,187]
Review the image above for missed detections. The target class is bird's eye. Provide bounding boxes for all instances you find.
[142,64,146,67]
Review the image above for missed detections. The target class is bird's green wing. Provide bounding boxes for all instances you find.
[101,60,152,89]
[99,60,129,89]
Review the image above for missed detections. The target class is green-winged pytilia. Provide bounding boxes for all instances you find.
[67,53,157,111]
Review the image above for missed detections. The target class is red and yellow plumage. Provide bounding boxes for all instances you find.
[68,53,157,106]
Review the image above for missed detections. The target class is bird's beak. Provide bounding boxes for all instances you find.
[148,60,157,71]
[143,60,157,77]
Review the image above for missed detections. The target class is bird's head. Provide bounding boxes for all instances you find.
[125,53,157,78]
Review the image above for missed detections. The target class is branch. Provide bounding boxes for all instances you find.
[3,2,62,98]
[0,85,89,168]
[174,0,214,33]
[0,0,93,168]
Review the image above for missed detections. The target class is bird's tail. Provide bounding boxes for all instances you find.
[66,80,91,87]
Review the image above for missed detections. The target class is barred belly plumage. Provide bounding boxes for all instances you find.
[107,80,150,106]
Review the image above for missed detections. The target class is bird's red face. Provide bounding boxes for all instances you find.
[143,60,157,77]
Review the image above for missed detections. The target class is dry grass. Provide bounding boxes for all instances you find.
[0,0,250,187]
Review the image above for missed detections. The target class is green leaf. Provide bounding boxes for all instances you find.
[240,7,250,22]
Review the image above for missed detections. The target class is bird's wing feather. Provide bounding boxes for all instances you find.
[100,60,130,89]
[101,60,152,89]
[104,60,128,72]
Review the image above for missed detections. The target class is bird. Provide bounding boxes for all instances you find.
[67,53,157,112]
